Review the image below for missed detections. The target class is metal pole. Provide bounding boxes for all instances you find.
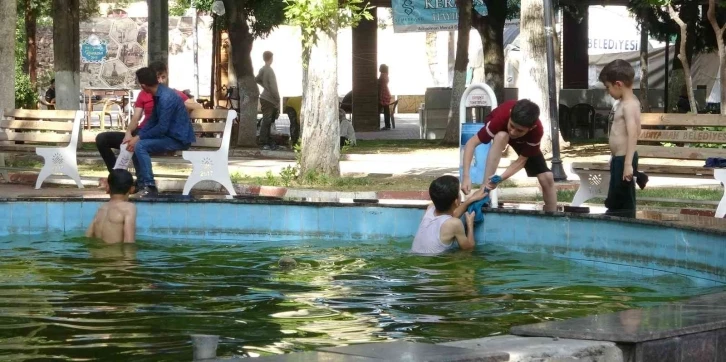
[543,0,567,181]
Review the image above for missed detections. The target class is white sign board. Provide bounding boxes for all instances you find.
[465,88,494,107]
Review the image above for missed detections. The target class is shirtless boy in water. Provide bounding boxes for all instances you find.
[599,59,644,218]
[86,169,137,243]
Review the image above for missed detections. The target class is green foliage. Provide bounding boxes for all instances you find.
[629,0,726,55]
[171,0,285,36]
[170,0,217,16]
[15,9,36,109]
[16,0,129,23]
[14,69,37,109]
[284,0,373,64]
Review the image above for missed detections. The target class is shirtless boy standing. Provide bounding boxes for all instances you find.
[599,59,643,218]
[86,169,137,243]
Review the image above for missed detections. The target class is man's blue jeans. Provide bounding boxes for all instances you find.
[132,137,188,188]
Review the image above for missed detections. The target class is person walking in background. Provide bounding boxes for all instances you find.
[379,64,392,130]
[256,51,281,150]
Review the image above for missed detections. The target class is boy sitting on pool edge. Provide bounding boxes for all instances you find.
[86,169,137,244]
[411,176,487,254]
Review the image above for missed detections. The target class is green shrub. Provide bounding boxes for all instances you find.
[15,65,37,109]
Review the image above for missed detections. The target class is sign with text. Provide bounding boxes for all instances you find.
[588,38,640,53]
[392,0,488,33]
[639,130,726,143]
[464,88,493,107]
[81,35,108,63]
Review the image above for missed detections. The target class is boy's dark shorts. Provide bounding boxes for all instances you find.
[523,153,551,177]
[605,153,639,219]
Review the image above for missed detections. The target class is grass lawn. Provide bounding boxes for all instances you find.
[343,139,456,154]
[551,188,723,208]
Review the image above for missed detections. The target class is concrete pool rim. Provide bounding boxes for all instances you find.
[0,195,723,238]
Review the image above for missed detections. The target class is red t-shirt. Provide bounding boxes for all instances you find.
[134,89,189,128]
[476,100,544,157]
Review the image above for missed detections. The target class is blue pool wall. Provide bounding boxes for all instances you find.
[1,199,725,285]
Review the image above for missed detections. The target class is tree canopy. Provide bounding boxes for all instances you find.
[630,0,726,55]
[171,0,286,37]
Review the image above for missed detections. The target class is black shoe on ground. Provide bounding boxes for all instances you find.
[381,127,391,131]
[137,186,158,198]
[636,172,649,190]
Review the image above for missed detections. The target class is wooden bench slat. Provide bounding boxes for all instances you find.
[571,162,715,177]
[192,123,226,132]
[0,144,47,152]
[191,138,222,148]
[0,120,75,132]
[4,109,78,120]
[641,113,726,127]
[190,109,232,120]
[638,129,726,144]
[0,131,71,144]
[638,145,726,160]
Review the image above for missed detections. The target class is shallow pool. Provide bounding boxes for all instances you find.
[0,236,720,361]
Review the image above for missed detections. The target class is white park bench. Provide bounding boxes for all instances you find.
[0,109,84,189]
[571,113,726,218]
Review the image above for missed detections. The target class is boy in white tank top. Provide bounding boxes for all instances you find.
[411,176,487,254]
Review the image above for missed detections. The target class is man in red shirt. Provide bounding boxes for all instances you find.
[461,99,556,212]
[95,61,202,184]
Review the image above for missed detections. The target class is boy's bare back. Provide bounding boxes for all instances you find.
[609,98,641,157]
[86,200,137,244]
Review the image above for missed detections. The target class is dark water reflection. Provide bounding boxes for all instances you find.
[0,236,718,361]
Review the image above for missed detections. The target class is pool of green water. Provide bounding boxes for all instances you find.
[0,236,720,361]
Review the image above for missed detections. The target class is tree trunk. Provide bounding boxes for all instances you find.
[25,1,38,85]
[473,3,506,104]
[442,0,473,145]
[667,5,697,114]
[300,44,311,135]
[519,0,554,154]
[707,0,726,114]
[425,32,441,86]
[53,0,80,111]
[639,10,650,112]
[447,31,456,85]
[219,30,229,102]
[147,0,169,65]
[0,0,16,112]
[223,0,259,147]
[300,26,339,176]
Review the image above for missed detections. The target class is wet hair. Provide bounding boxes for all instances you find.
[108,169,134,195]
[263,51,273,62]
[136,67,159,87]
[510,99,540,128]
[429,175,460,212]
[148,60,168,75]
[598,59,635,87]
[379,64,389,74]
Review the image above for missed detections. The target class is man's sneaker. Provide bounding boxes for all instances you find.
[137,186,158,198]
[130,180,141,194]
[636,172,649,190]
